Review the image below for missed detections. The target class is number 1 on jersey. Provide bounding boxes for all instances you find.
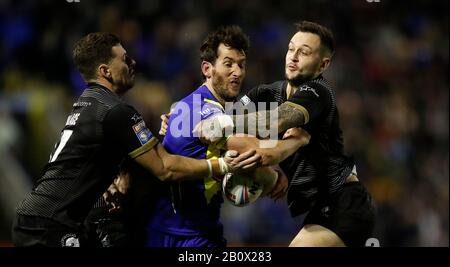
[50,130,73,163]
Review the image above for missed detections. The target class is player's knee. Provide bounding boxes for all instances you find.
[289,224,346,247]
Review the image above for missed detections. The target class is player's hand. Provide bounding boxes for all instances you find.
[114,172,131,194]
[159,113,171,136]
[193,115,234,144]
[103,172,131,213]
[267,166,289,201]
[103,184,122,214]
[222,149,261,173]
[282,127,311,146]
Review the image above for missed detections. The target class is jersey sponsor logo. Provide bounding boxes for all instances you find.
[133,120,154,145]
[65,113,80,126]
[61,233,80,247]
[73,101,91,107]
[299,85,319,97]
[199,106,222,117]
[132,120,145,132]
[240,95,251,106]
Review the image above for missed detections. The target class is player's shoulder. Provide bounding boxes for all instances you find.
[304,76,334,92]
[297,76,334,98]
[177,85,224,112]
[242,80,286,104]
[80,84,124,109]
[254,80,287,93]
[169,91,198,115]
[174,85,206,107]
[102,101,142,126]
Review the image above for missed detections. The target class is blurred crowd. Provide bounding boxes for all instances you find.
[0,0,448,246]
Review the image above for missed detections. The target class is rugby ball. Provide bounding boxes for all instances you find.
[222,173,263,207]
[221,168,278,207]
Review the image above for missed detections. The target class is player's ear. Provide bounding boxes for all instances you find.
[98,64,112,79]
[201,61,212,79]
[318,57,331,75]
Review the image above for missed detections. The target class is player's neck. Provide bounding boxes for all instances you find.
[91,79,117,95]
[203,81,225,106]
[286,72,322,99]
[286,83,299,99]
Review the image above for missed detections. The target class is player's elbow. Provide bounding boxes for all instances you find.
[156,163,180,182]
[154,156,178,182]
[157,169,177,182]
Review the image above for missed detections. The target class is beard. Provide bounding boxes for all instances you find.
[114,76,135,95]
[286,72,315,87]
[211,71,239,102]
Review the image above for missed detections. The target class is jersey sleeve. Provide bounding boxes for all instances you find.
[239,85,265,106]
[200,98,225,121]
[241,86,259,105]
[103,104,159,159]
[240,82,283,111]
[286,82,330,124]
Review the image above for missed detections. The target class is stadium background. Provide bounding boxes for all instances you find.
[0,0,447,246]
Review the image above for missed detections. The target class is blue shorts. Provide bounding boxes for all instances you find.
[146,228,226,247]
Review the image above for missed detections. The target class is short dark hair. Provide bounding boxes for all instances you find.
[295,21,335,57]
[200,25,250,66]
[72,32,121,81]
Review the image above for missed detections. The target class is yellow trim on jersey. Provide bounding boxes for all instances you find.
[205,137,227,159]
[197,97,226,204]
[285,101,310,124]
[203,177,221,204]
[203,137,228,204]
[204,98,224,109]
[128,137,159,158]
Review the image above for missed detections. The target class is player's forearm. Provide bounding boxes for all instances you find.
[217,102,306,140]
[162,155,222,182]
[253,166,278,197]
[225,134,302,167]
[137,144,222,182]
[257,137,305,166]
[233,106,304,136]
[232,110,276,136]
[232,113,254,135]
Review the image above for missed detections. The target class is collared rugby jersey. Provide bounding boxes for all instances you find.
[148,85,227,236]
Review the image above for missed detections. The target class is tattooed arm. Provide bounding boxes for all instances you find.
[232,102,307,136]
[192,102,308,142]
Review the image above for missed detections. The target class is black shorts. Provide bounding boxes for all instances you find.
[303,182,376,247]
[12,214,87,247]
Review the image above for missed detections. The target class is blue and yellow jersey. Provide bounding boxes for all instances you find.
[148,85,227,236]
